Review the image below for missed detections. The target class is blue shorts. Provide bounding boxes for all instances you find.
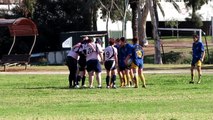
[86,59,102,72]
[104,60,116,71]
[138,60,144,69]
[119,65,126,71]
[191,58,202,67]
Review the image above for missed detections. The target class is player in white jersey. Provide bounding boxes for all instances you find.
[84,38,103,88]
[104,38,118,88]
[66,43,81,88]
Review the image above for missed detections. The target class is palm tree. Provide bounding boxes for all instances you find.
[184,0,208,27]
[21,0,35,18]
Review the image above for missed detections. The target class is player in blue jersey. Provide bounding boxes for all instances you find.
[119,37,132,87]
[114,38,123,87]
[189,34,205,84]
[126,37,146,88]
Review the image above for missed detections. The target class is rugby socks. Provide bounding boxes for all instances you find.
[189,74,194,84]
[141,74,146,88]
[76,76,81,86]
[133,73,138,88]
[198,74,202,84]
[82,76,86,86]
[126,74,130,86]
[111,75,116,87]
[191,74,194,81]
[106,76,110,87]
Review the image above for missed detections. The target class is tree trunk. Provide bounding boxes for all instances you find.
[138,0,149,46]
[122,0,129,37]
[92,7,98,31]
[147,0,162,64]
[130,0,139,38]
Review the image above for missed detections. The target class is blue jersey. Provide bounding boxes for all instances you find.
[131,44,144,66]
[192,41,205,60]
[118,43,132,67]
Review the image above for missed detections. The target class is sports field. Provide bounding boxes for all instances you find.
[0,65,213,120]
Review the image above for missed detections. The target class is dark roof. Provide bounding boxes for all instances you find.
[0,17,38,36]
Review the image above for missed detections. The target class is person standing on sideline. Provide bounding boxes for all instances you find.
[66,43,81,88]
[104,38,118,88]
[84,38,103,88]
[189,34,205,84]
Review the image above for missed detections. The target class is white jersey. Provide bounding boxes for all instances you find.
[104,46,117,61]
[84,42,103,61]
[67,43,80,60]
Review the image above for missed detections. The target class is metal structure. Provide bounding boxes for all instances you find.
[0,17,38,71]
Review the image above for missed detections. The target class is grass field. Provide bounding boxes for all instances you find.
[0,72,213,120]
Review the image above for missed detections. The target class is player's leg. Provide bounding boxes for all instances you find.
[120,70,126,87]
[190,65,195,83]
[129,68,134,86]
[111,69,116,88]
[104,61,112,88]
[197,60,202,84]
[86,60,95,88]
[125,69,131,87]
[138,62,146,88]
[66,57,77,88]
[131,63,138,88]
[78,61,87,87]
[88,71,95,88]
[190,59,196,84]
[95,60,102,88]
[138,68,146,88]
[117,68,122,87]
[106,70,111,88]
[81,70,86,87]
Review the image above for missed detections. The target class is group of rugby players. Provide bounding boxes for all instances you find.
[66,36,146,89]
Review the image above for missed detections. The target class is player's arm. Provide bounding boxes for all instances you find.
[114,48,118,67]
[124,44,132,65]
[97,44,104,63]
[125,54,132,66]
[200,43,205,62]
[201,51,205,62]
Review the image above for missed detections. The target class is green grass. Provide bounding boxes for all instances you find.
[0,73,213,120]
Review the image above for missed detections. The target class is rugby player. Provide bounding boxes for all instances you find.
[189,34,205,84]
[66,43,81,88]
[103,38,118,88]
[84,38,103,88]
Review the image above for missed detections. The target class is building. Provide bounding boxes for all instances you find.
[97,0,213,38]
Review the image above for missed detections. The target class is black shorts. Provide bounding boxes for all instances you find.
[78,59,86,71]
[104,60,116,71]
[86,59,102,73]
[119,65,126,71]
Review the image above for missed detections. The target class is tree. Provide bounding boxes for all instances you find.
[99,0,131,37]
[98,0,114,36]
[136,0,180,47]
[147,0,162,64]
[33,0,93,51]
[165,18,179,36]
[10,0,35,18]
[138,0,149,46]
[130,0,139,38]
[184,0,208,27]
